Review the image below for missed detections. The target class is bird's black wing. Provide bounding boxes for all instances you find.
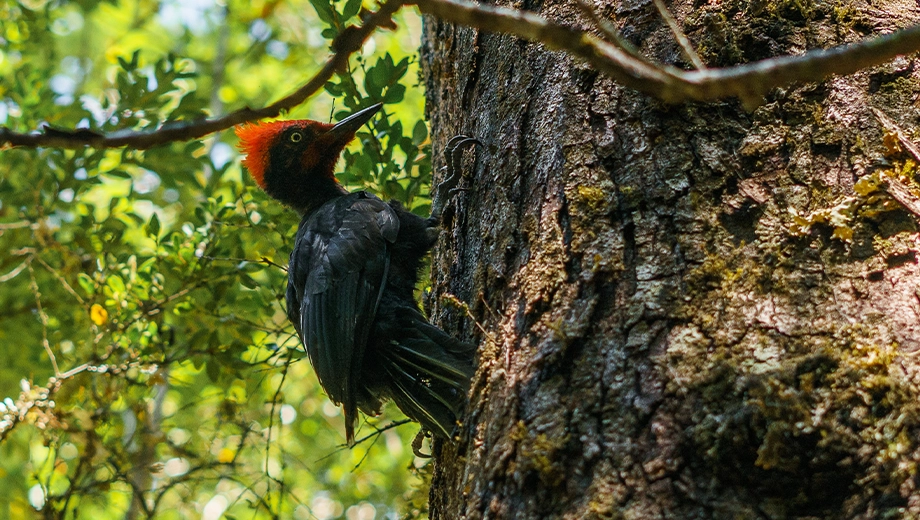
[286,192,399,439]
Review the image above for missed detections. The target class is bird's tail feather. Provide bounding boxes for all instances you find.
[380,316,475,438]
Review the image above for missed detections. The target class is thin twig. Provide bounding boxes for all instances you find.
[651,0,705,70]
[0,0,405,150]
[199,254,288,272]
[58,363,92,380]
[441,293,492,340]
[0,221,33,231]
[268,364,293,516]
[33,255,86,305]
[572,0,652,66]
[264,348,296,517]
[314,419,412,463]
[0,261,28,283]
[27,259,60,377]
[352,430,383,470]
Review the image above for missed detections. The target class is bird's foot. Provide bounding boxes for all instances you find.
[429,134,482,224]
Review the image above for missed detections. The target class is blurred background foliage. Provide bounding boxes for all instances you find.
[0,0,435,517]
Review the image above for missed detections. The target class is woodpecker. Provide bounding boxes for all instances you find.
[235,103,476,444]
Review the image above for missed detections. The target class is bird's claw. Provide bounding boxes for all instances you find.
[444,135,482,183]
[430,134,482,221]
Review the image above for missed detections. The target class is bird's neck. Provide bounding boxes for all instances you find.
[264,168,348,215]
[296,178,348,216]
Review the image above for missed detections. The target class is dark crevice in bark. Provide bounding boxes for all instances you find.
[461,32,482,111]
[557,189,577,282]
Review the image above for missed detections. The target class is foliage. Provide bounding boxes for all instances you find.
[0,0,432,518]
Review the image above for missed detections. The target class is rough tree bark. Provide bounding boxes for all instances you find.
[421,0,920,518]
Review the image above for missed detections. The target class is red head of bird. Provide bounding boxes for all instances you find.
[235,103,382,213]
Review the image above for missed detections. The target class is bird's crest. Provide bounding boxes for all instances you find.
[235,120,300,188]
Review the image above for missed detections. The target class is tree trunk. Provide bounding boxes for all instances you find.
[421,0,920,518]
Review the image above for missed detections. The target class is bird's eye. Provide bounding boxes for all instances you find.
[290,132,303,143]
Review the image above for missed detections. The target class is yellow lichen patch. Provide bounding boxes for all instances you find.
[573,185,609,215]
[562,176,625,275]
[509,420,570,488]
[787,197,859,242]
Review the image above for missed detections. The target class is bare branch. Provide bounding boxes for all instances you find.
[314,419,413,463]
[0,261,27,283]
[414,0,678,96]
[651,0,705,70]
[413,0,920,107]
[0,221,33,231]
[33,255,86,306]
[0,0,404,150]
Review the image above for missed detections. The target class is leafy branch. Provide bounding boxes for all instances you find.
[0,0,405,150]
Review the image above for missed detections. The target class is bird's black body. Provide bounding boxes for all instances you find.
[287,191,473,436]
[286,192,474,440]
[236,103,476,443]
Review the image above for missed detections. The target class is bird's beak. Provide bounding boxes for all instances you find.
[327,103,383,141]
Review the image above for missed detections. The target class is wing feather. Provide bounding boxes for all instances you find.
[286,193,398,439]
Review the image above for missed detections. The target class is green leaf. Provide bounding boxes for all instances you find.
[146,213,160,237]
[239,273,259,290]
[384,83,406,103]
[105,169,132,180]
[77,273,95,297]
[342,0,362,20]
[364,67,385,99]
[325,81,344,96]
[206,359,221,382]
[309,0,338,25]
[116,50,140,72]
[394,56,410,79]
[412,120,429,145]
[194,206,208,223]
[107,275,126,294]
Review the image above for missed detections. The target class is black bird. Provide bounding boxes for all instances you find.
[236,103,476,444]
